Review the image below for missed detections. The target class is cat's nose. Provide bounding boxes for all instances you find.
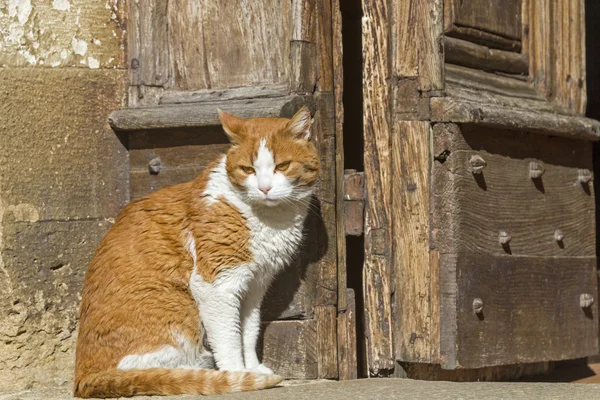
[259,185,272,194]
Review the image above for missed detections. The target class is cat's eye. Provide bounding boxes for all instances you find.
[241,166,255,174]
[276,161,291,172]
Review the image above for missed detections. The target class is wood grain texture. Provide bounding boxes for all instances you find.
[333,0,347,312]
[159,0,293,90]
[139,0,169,87]
[317,0,334,91]
[394,78,431,121]
[552,0,587,114]
[160,84,289,105]
[394,0,444,90]
[292,0,317,42]
[430,97,600,140]
[443,82,566,117]
[128,0,141,88]
[524,0,551,98]
[445,37,528,75]
[337,311,349,380]
[363,257,395,375]
[434,125,595,258]
[290,41,318,94]
[338,289,358,380]
[445,0,522,41]
[362,0,395,376]
[445,25,521,52]
[260,320,318,379]
[167,0,209,90]
[525,0,586,114]
[453,255,598,368]
[445,64,542,102]
[316,306,338,379]
[433,123,599,370]
[110,96,315,131]
[392,122,436,363]
[314,93,338,308]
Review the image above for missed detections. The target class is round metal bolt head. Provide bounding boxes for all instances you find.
[148,157,162,175]
[580,293,594,308]
[473,298,484,314]
[498,231,512,245]
[578,169,593,184]
[554,229,565,242]
[469,155,487,174]
[529,161,545,179]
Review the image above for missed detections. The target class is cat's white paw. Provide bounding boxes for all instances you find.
[249,364,274,375]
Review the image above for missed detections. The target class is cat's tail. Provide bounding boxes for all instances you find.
[73,368,283,398]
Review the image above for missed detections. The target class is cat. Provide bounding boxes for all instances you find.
[73,106,320,398]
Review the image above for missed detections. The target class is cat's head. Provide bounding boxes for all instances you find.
[218,106,320,207]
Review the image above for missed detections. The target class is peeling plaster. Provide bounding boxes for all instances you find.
[71,37,87,56]
[51,0,70,12]
[8,0,32,25]
[87,56,99,69]
[0,0,125,68]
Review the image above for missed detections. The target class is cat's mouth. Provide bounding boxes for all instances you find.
[262,198,283,207]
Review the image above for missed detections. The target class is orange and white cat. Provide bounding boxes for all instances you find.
[73,107,319,397]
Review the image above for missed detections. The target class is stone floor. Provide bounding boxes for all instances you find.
[3,378,600,400]
[3,364,600,400]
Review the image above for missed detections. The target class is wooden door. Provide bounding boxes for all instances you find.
[360,0,599,377]
[108,0,351,380]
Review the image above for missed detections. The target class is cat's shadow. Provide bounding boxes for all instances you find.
[260,195,329,322]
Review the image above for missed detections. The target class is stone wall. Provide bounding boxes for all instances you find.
[0,0,128,390]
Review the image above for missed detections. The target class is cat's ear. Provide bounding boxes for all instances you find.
[217,109,246,144]
[286,106,313,141]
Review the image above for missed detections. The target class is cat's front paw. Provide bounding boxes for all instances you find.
[248,363,274,375]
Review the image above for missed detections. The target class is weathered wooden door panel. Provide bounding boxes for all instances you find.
[132,0,292,92]
[434,123,599,369]
[128,128,230,199]
[112,0,344,381]
[367,0,597,380]
[452,255,598,369]
[442,126,595,258]
[445,0,523,43]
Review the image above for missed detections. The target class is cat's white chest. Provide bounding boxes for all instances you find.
[245,209,306,275]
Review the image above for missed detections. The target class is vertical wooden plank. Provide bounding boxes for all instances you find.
[316,306,338,379]
[139,0,169,87]
[431,123,461,369]
[317,0,334,91]
[392,121,436,363]
[338,289,358,380]
[128,0,141,88]
[333,0,347,312]
[362,0,395,376]
[200,1,292,89]
[293,0,317,42]
[290,41,318,94]
[346,289,358,380]
[394,0,444,91]
[167,0,209,90]
[527,0,552,98]
[394,0,418,78]
[418,0,444,91]
[337,311,349,379]
[552,0,586,114]
[314,93,337,307]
